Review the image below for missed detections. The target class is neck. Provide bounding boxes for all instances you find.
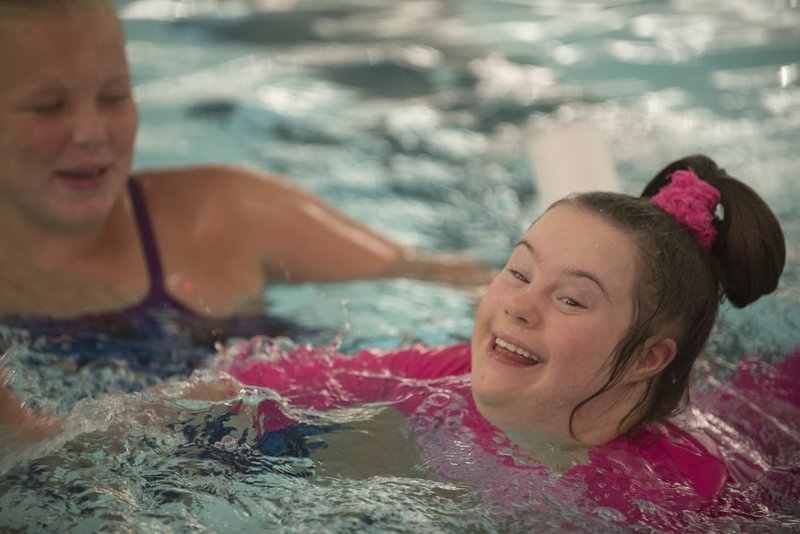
[503,429,591,470]
[568,382,646,446]
[0,197,130,268]
[479,381,647,452]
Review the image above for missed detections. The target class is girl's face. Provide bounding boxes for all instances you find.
[0,8,138,233]
[471,205,641,442]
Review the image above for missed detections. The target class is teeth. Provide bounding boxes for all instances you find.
[495,337,540,362]
[60,168,103,178]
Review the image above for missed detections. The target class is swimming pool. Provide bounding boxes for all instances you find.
[1,0,799,531]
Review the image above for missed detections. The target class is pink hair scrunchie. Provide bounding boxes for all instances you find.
[651,169,721,250]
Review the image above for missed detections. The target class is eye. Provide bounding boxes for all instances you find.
[100,92,131,105]
[28,101,65,114]
[561,296,584,308]
[507,268,529,283]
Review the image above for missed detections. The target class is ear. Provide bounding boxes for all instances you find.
[626,337,677,383]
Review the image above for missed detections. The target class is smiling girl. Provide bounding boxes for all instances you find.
[218,154,790,522]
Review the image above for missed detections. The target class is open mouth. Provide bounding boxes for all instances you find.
[56,166,110,189]
[57,166,107,179]
[493,336,541,365]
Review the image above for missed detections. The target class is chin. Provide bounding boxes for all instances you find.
[470,375,514,410]
[57,199,117,229]
[471,391,521,433]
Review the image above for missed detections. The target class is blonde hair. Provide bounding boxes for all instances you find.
[0,0,116,18]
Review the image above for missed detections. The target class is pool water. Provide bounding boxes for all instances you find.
[2,0,799,531]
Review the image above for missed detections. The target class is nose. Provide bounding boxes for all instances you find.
[504,286,542,327]
[71,104,107,150]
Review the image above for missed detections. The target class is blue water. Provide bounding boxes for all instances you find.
[1,0,799,531]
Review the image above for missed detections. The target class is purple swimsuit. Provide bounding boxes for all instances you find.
[3,178,302,347]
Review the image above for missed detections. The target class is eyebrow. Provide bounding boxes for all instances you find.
[19,74,130,94]
[513,239,611,302]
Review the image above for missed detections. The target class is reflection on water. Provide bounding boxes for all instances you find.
[2,340,798,532]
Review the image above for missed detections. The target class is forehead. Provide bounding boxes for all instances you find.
[0,6,124,45]
[0,0,114,19]
[521,205,639,295]
[0,9,127,88]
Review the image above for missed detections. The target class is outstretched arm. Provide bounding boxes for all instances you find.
[180,165,495,286]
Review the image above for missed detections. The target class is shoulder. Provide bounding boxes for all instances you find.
[135,164,319,227]
[132,164,305,237]
[599,424,729,501]
[133,164,298,204]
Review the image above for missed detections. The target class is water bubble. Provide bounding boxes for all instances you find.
[594,506,626,523]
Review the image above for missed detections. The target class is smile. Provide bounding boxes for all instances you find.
[54,165,112,193]
[57,165,108,179]
[494,337,541,364]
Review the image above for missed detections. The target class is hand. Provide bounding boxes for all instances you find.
[390,250,497,288]
[0,385,63,443]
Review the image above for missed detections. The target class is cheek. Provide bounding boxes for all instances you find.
[109,106,138,147]
[471,289,501,356]
[550,323,619,382]
[0,125,51,177]
[473,287,503,332]
[9,118,64,155]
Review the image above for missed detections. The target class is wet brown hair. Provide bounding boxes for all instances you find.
[555,154,785,437]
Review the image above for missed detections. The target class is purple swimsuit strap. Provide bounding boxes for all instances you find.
[126,177,199,322]
[127,177,168,296]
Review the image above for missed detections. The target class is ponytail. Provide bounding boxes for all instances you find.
[563,154,785,438]
[642,154,785,307]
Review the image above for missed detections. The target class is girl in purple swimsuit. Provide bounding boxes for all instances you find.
[0,0,492,344]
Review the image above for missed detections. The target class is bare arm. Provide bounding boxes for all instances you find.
[0,385,62,440]
[0,384,25,426]
[181,165,496,286]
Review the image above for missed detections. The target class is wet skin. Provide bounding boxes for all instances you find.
[470,205,648,445]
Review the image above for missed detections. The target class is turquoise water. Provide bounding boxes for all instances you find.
[1,0,799,531]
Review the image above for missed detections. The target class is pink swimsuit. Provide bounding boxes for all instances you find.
[226,340,800,531]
